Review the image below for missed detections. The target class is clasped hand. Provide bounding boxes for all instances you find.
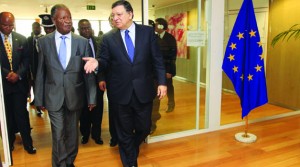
[6,72,19,83]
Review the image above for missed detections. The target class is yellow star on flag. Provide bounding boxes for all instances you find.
[229,43,237,50]
[247,74,253,81]
[259,54,264,60]
[240,74,244,80]
[255,64,262,72]
[257,41,262,47]
[249,29,256,37]
[237,32,244,40]
[227,54,235,61]
[232,66,238,73]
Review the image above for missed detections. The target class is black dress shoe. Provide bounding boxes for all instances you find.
[93,137,103,145]
[109,139,118,147]
[25,146,36,154]
[81,136,89,144]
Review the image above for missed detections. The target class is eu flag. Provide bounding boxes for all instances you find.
[222,0,268,118]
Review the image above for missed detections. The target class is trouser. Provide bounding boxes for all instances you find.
[48,105,81,167]
[113,93,152,167]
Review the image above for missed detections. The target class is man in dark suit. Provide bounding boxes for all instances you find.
[34,4,97,167]
[155,18,177,113]
[0,12,36,156]
[77,19,104,145]
[27,22,43,115]
[84,1,167,166]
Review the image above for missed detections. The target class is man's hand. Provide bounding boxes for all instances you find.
[88,104,96,111]
[82,57,99,74]
[6,72,19,83]
[166,73,172,79]
[157,85,167,100]
[99,81,106,91]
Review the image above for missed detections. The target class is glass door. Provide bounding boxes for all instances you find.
[148,0,207,139]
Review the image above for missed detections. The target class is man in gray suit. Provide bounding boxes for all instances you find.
[34,4,97,167]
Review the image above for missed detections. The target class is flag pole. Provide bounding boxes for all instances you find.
[244,116,248,137]
[235,114,257,143]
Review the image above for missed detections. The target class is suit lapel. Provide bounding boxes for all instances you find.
[71,34,77,57]
[12,32,19,64]
[49,33,64,71]
[112,29,132,63]
[66,33,78,71]
[0,35,9,66]
[134,24,142,62]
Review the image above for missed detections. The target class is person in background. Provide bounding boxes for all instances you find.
[78,19,104,145]
[98,15,118,147]
[34,4,97,167]
[83,1,167,166]
[39,14,56,34]
[71,26,75,33]
[27,22,43,115]
[148,19,161,134]
[0,12,36,158]
[155,18,177,113]
[97,30,103,37]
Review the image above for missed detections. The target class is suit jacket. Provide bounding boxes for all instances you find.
[0,31,30,95]
[27,34,43,80]
[157,32,177,76]
[34,32,97,111]
[98,23,166,105]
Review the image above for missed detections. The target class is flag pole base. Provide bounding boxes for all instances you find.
[235,132,257,143]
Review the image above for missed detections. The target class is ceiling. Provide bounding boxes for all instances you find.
[0,0,187,21]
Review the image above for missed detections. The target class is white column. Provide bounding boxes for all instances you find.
[142,0,149,25]
[205,0,225,130]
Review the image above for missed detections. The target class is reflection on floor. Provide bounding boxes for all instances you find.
[7,78,294,166]
[150,78,294,136]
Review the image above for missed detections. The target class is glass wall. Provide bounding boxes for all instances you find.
[148,0,208,139]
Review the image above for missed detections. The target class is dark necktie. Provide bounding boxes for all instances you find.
[89,39,95,58]
[59,36,67,70]
[125,30,134,62]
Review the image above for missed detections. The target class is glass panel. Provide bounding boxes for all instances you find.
[149,0,204,137]
[100,21,111,34]
[221,0,295,125]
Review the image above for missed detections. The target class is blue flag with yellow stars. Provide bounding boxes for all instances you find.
[222,0,268,118]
